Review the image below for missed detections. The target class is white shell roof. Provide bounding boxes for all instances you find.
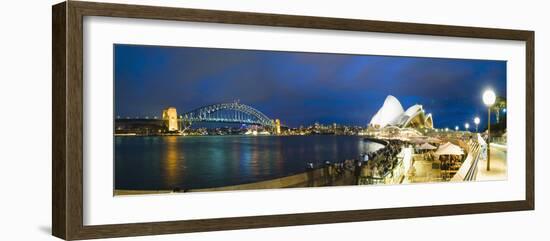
[404,104,423,117]
[369,95,404,128]
[369,95,429,128]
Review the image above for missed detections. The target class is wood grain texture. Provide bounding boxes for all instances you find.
[52,2,67,239]
[51,1,535,240]
[66,2,85,240]
[72,1,534,40]
[525,32,535,209]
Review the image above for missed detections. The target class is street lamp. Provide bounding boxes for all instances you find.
[483,89,496,171]
[454,126,459,131]
[474,117,480,132]
[464,123,470,132]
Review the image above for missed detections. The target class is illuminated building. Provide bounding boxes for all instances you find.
[369,95,434,129]
[162,107,179,131]
[274,119,281,135]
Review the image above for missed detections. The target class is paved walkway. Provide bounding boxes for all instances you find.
[403,157,442,184]
[476,144,507,181]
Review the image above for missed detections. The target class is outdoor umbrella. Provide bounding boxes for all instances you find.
[418,142,437,150]
[435,142,464,155]
[409,138,426,144]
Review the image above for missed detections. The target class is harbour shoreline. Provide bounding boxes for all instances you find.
[115,164,358,195]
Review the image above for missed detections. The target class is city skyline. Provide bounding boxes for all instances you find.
[114,44,506,128]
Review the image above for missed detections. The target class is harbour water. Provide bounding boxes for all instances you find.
[115,135,384,191]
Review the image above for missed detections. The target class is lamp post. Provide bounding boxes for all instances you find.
[464,123,470,132]
[483,89,496,171]
[474,117,480,132]
[455,126,459,131]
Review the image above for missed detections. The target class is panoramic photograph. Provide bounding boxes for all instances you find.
[113,44,507,195]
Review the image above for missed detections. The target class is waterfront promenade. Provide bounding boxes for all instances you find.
[403,159,441,183]
[404,139,508,183]
[476,144,507,181]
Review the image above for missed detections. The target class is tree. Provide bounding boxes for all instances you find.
[491,96,507,124]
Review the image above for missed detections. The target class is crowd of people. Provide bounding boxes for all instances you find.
[439,154,463,179]
[303,135,478,186]
[361,140,404,178]
[305,140,406,185]
[421,151,436,161]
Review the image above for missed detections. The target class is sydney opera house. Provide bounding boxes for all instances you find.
[369,95,434,129]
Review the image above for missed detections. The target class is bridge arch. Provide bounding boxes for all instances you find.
[182,102,274,127]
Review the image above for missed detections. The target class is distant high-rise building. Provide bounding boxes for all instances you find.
[162,107,179,131]
[314,122,320,129]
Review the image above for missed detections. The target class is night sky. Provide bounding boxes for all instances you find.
[114,44,506,129]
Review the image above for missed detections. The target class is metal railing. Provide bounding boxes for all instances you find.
[464,142,482,181]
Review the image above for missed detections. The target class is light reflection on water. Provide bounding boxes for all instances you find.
[115,135,384,190]
[163,136,181,187]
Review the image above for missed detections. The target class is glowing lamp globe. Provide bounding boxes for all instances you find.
[474,117,480,125]
[483,89,496,106]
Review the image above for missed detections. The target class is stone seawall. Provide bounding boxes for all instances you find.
[189,167,338,192]
[115,165,351,195]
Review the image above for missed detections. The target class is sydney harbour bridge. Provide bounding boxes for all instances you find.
[180,102,275,127]
[115,101,279,134]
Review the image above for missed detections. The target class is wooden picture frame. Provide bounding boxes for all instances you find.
[52,1,534,240]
